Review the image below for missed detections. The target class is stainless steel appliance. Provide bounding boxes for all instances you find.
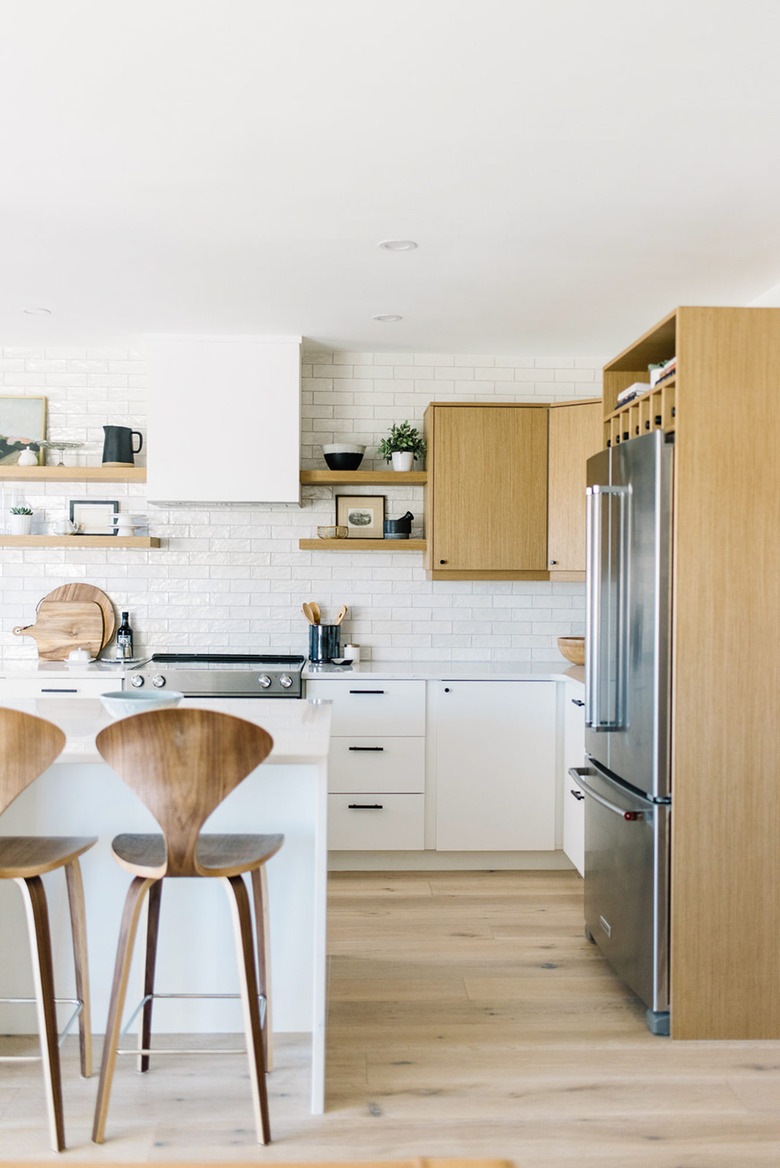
[570,428,673,1035]
[126,653,305,698]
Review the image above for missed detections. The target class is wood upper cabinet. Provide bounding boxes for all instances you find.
[424,403,549,578]
[547,399,603,575]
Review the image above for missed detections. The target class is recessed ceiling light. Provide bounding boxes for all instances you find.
[372,314,403,323]
[378,240,418,251]
[20,306,51,315]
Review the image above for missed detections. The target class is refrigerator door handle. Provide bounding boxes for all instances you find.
[568,768,647,821]
[585,484,627,730]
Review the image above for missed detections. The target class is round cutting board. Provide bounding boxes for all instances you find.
[37,584,116,650]
[14,601,105,660]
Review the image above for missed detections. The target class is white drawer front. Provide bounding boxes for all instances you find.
[306,678,425,736]
[328,737,424,794]
[0,677,120,699]
[328,793,424,850]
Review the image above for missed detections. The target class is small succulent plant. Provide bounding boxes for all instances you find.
[10,506,33,515]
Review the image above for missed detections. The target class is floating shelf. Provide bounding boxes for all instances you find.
[300,470,427,486]
[299,538,427,551]
[0,466,147,483]
[0,536,161,547]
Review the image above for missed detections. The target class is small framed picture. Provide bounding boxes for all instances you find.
[0,395,47,465]
[69,499,119,536]
[335,494,385,539]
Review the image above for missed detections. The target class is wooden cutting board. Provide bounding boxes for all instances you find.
[37,584,116,649]
[13,602,105,660]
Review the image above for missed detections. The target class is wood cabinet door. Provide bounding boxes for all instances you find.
[431,680,557,851]
[428,405,548,571]
[547,400,603,572]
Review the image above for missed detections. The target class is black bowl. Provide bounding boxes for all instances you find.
[324,451,364,470]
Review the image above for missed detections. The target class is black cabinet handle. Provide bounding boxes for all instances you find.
[41,687,79,693]
[348,746,384,752]
[349,689,385,695]
[439,559,447,564]
[570,789,585,801]
[571,698,585,707]
[347,803,384,810]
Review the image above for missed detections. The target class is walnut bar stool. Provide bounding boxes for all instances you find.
[0,707,96,1152]
[92,706,282,1146]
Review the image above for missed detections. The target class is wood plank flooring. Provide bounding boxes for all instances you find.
[1,870,778,1165]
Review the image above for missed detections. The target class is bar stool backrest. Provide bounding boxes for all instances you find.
[0,708,66,816]
[95,707,274,877]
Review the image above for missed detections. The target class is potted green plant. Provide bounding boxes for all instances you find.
[9,505,33,535]
[376,421,427,471]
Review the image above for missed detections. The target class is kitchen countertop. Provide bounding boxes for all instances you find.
[305,658,585,684]
[0,659,126,679]
[0,695,333,764]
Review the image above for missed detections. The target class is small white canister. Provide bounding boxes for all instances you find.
[342,644,361,663]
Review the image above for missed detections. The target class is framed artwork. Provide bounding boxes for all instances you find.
[69,499,119,536]
[335,494,385,539]
[0,395,47,465]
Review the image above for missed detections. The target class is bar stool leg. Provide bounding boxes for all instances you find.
[138,879,162,1073]
[16,875,65,1153]
[92,875,155,1145]
[222,874,270,1145]
[250,866,273,1071]
[65,857,93,1078]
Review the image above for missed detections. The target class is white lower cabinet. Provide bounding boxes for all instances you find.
[0,675,121,699]
[562,685,586,876]
[429,680,557,851]
[306,678,426,850]
[328,793,425,850]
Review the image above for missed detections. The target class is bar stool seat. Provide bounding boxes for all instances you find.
[0,708,96,1153]
[92,706,281,1147]
[111,832,283,878]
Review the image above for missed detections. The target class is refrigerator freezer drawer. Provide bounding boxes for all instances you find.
[572,765,670,1018]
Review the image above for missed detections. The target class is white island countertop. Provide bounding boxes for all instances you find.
[0,694,333,765]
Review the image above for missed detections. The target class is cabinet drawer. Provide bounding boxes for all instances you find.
[306,679,425,736]
[0,677,121,699]
[328,793,424,851]
[328,737,424,794]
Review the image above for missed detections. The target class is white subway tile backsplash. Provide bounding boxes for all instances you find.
[0,342,594,663]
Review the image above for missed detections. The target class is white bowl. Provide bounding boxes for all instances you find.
[322,443,366,455]
[99,689,184,719]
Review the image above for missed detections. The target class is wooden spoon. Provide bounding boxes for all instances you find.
[302,603,317,625]
[334,604,348,625]
[309,601,322,624]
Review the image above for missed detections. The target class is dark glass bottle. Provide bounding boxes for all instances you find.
[116,611,134,660]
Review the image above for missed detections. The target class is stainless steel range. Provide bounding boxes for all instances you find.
[126,653,305,698]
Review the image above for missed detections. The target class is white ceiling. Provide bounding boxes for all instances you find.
[2,0,780,356]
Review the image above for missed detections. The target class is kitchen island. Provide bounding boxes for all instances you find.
[0,694,332,1114]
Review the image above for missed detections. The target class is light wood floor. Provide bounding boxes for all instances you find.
[1,870,779,1165]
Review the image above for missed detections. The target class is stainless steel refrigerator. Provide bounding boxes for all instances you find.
[570,428,673,1035]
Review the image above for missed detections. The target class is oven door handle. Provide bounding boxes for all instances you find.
[568,768,647,821]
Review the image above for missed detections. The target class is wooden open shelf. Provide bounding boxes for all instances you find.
[0,536,160,547]
[299,538,426,551]
[0,466,147,482]
[300,469,427,486]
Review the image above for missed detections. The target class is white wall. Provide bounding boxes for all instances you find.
[0,344,602,663]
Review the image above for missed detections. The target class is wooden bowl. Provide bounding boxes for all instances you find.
[557,636,585,666]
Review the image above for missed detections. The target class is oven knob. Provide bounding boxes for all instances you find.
[151,675,166,688]
[130,674,145,688]
[257,674,272,689]
[279,674,293,689]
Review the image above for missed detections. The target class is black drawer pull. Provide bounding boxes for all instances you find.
[570,789,585,801]
[347,803,384,810]
[348,746,385,752]
[41,687,79,693]
[571,698,585,707]
[349,689,385,695]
